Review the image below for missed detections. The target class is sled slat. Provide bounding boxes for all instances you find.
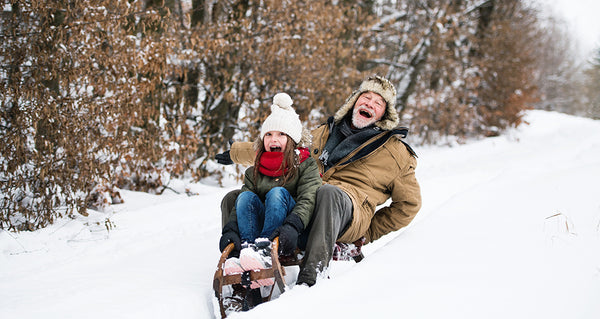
[221,268,276,285]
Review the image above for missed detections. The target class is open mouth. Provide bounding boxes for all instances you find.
[359,109,373,118]
[269,146,282,152]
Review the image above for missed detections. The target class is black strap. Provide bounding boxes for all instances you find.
[340,127,414,165]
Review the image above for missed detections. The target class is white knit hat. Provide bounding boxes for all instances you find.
[260,93,303,144]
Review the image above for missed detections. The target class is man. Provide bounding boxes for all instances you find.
[218,75,422,287]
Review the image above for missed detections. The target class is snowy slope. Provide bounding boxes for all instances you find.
[1,110,599,319]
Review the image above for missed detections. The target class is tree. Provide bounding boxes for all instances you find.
[1,0,558,230]
[470,0,540,135]
[584,48,600,119]
[1,0,375,230]
[165,0,373,178]
[0,0,170,230]
[363,0,541,143]
[532,11,588,116]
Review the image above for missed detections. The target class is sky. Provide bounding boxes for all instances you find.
[537,0,600,60]
[1,109,599,318]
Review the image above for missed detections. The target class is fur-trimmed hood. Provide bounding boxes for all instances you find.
[333,75,399,131]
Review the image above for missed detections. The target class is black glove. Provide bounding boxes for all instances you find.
[219,221,241,257]
[270,214,304,256]
[215,150,233,165]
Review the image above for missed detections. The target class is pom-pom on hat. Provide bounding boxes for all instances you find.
[260,93,303,144]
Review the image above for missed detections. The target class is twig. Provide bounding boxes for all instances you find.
[545,211,577,236]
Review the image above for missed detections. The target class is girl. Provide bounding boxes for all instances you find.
[218,93,321,288]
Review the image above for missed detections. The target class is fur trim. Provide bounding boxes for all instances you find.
[298,125,312,147]
[334,75,399,131]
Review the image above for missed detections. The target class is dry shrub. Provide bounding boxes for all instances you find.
[1,0,551,230]
[0,0,173,230]
[1,0,371,230]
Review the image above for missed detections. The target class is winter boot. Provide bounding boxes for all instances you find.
[240,240,274,288]
[223,257,244,275]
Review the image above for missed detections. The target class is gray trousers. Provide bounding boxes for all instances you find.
[220,189,241,227]
[219,184,353,286]
[297,184,353,285]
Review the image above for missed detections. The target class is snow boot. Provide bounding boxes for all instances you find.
[223,257,244,276]
[240,241,274,288]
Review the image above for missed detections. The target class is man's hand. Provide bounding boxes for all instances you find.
[215,150,233,165]
[215,140,235,165]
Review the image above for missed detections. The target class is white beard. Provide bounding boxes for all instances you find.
[351,106,377,129]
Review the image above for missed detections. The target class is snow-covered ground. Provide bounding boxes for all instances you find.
[1,110,599,319]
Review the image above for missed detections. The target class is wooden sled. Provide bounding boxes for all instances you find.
[212,238,364,318]
[213,237,297,318]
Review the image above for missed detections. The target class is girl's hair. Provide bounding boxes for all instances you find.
[254,134,299,186]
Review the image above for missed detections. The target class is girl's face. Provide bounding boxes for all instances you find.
[263,131,288,152]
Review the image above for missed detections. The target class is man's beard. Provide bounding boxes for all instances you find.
[351,106,378,129]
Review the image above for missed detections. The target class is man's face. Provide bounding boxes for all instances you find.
[351,91,386,129]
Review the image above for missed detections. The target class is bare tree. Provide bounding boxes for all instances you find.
[532,12,588,116]
[362,0,542,143]
[584,48,600,119]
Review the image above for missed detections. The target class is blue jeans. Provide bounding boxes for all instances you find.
[236,187,296,243]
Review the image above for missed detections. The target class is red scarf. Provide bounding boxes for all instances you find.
[258,147,310,177]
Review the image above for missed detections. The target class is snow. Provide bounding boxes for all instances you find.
[2,110,600,318]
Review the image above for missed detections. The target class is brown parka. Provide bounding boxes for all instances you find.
[310,121,421,243]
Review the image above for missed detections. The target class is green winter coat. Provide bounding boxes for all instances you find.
[228,156,322,229]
